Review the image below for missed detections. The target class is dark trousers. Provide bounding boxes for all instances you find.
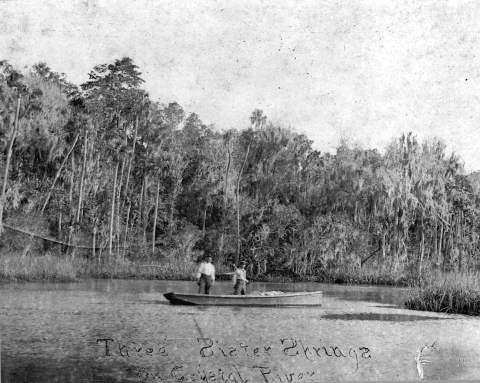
[198,274,213,294]
[234,280,246,295]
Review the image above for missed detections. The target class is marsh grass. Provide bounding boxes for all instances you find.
[255,265,412,286]
[0,250,416,286]
[315,265,413,286]
[4,249,480,316]
[405,270,480,315]
[0,250,234,282]
[0,252,77,282]
[79,256,198,280]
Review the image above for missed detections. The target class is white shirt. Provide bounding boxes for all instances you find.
[232,268,248,284]
[196,262,215,281]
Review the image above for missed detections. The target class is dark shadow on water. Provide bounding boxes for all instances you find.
[372,304,400,309]
[322,313,453,321]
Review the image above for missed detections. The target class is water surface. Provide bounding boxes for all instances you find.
[1,280,479,382]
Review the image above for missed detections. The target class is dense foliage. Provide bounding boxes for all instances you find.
[1,58,479,279]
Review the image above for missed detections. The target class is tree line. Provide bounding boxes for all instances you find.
[1,57,479,277]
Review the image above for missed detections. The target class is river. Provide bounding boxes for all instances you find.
[0,280,479,382]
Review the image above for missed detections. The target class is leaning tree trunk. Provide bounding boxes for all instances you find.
[116,155,126,252]
[458,211,464,272]
[69,132,88,261]
[115,121,127,252]
[438,222,444,267]
[419,213,425,277]
[122,200,131,261]
[236,142,251,264]
[138,177,145,243]
[391,198,399,272]
[75,132,88,224]
[108,161,119,262]
[0,95,21,235]
[93,226,98,263]
[139,146,149,244]
[382,229,386,261]
[220,141,232,256]
[122,116,138,208]
[122,118,139,257]
[58,212,62,241]
[152,177,160,254]
[142,175,149,245]
[69,154,75,211]
[432,221,438,263]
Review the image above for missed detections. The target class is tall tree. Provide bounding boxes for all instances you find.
[81,57,145,258]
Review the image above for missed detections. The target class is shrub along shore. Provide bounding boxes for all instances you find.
[2,251,479,317]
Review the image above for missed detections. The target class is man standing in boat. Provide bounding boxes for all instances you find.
[232,260,249,295]
[196,254,215,294]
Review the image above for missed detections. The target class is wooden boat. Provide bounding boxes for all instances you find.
[163,291,322,307]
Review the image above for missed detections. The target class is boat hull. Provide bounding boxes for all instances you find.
[163,291,322,307]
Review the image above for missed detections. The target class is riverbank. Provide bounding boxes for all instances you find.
[2,252,480,316]
[0,251,412,285]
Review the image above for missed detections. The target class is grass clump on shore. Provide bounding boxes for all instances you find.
[0,252,77,282]
[405,271,480,316]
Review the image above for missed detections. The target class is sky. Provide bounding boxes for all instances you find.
[1,0,480,171]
